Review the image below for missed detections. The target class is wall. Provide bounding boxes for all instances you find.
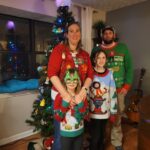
[0,0,82,22]
[0,91,38,145]
[107,1,150,95]
[0,0,57,21]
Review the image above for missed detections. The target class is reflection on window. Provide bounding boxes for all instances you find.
[0,14,53,84]
[35,21,53,52]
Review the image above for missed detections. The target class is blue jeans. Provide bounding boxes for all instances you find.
[52,119,61,150]
[52,94,61,150]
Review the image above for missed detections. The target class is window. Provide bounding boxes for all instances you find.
[0,14,53,83]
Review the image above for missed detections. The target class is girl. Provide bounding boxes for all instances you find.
[89,50,118,150]
[54,68,89,150]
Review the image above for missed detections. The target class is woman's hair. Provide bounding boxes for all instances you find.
[92,50,107,67]
[64,21,82,50]
[63,68,81,93]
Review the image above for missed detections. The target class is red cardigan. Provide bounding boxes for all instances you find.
[47,43,93,86]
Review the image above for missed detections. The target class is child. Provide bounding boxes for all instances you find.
[54,68,89,150]
[89,50,118,150]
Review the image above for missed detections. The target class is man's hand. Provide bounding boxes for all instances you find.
[109,114,117,124]
[120,88,128,96]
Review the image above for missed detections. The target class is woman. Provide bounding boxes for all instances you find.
[48,21,93,150]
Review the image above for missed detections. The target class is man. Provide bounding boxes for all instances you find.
[91,26,133,150]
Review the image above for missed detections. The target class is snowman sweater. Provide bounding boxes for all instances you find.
[54,94,89,137]
[89,69,118,119]
[91,43,133,93]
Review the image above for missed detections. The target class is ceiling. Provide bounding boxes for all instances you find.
[72,0,147,11]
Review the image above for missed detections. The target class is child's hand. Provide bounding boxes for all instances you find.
[109,115,116,124]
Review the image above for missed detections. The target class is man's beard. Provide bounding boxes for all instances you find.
[103,39,114,45]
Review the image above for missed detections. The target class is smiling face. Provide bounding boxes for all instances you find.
[66,74,78,90]
[102,29,115,45]
[64,69,80,91]
[66,23,81,48]
[95,51,107,68]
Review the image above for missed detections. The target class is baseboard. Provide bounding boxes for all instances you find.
[0,129,39,146]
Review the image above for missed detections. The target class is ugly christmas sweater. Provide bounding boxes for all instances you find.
[91,43,133,93]
[48,43,93,86]
[89,69,118,119]
[54,93,89,137]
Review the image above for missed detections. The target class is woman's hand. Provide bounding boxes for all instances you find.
[70,98,76,108]
[80,86,87,100]
[74,94,82,104]
[75,87,87,104]
[62,93,72,103]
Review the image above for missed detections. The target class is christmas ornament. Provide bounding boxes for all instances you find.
[6,20,15,31]
[34,109,38,115]
[81,64,88,73]
[43,136,54,150]
[39,86,44,94]
[37,66,43,72]
[45,77,50,85]
[109,50,115,57]
[40,99,46,107]
[62,51,66,59]
[41,119,47,125]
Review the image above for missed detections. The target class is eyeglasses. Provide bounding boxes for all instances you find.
[65,79,78,84]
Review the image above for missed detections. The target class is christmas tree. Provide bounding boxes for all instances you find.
[26,4,75,137]
[92,20,106,46]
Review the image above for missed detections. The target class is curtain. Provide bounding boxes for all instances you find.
[81,6,93,54]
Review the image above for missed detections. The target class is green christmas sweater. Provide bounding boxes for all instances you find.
[54,94,89,137]
[91,43,133,92]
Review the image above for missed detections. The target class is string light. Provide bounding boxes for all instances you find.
[55,0,71,7]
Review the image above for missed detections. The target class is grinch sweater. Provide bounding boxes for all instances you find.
[89,69,118,119]
[54,94,89,137]
[91,43,133,92]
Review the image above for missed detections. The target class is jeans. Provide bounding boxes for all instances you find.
[52,119,61,150]
[61,134,83,150]
[90,119,107,150]
[51,89,61,150]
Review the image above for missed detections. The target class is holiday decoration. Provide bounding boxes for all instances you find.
[6,20,15,31]
[40,99,46,107]
[27,136,54,150]
[56,0,71,7]
[43,136,54,150]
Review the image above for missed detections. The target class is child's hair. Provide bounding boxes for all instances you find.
[92,50,107,67]
[63,68,81,93]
